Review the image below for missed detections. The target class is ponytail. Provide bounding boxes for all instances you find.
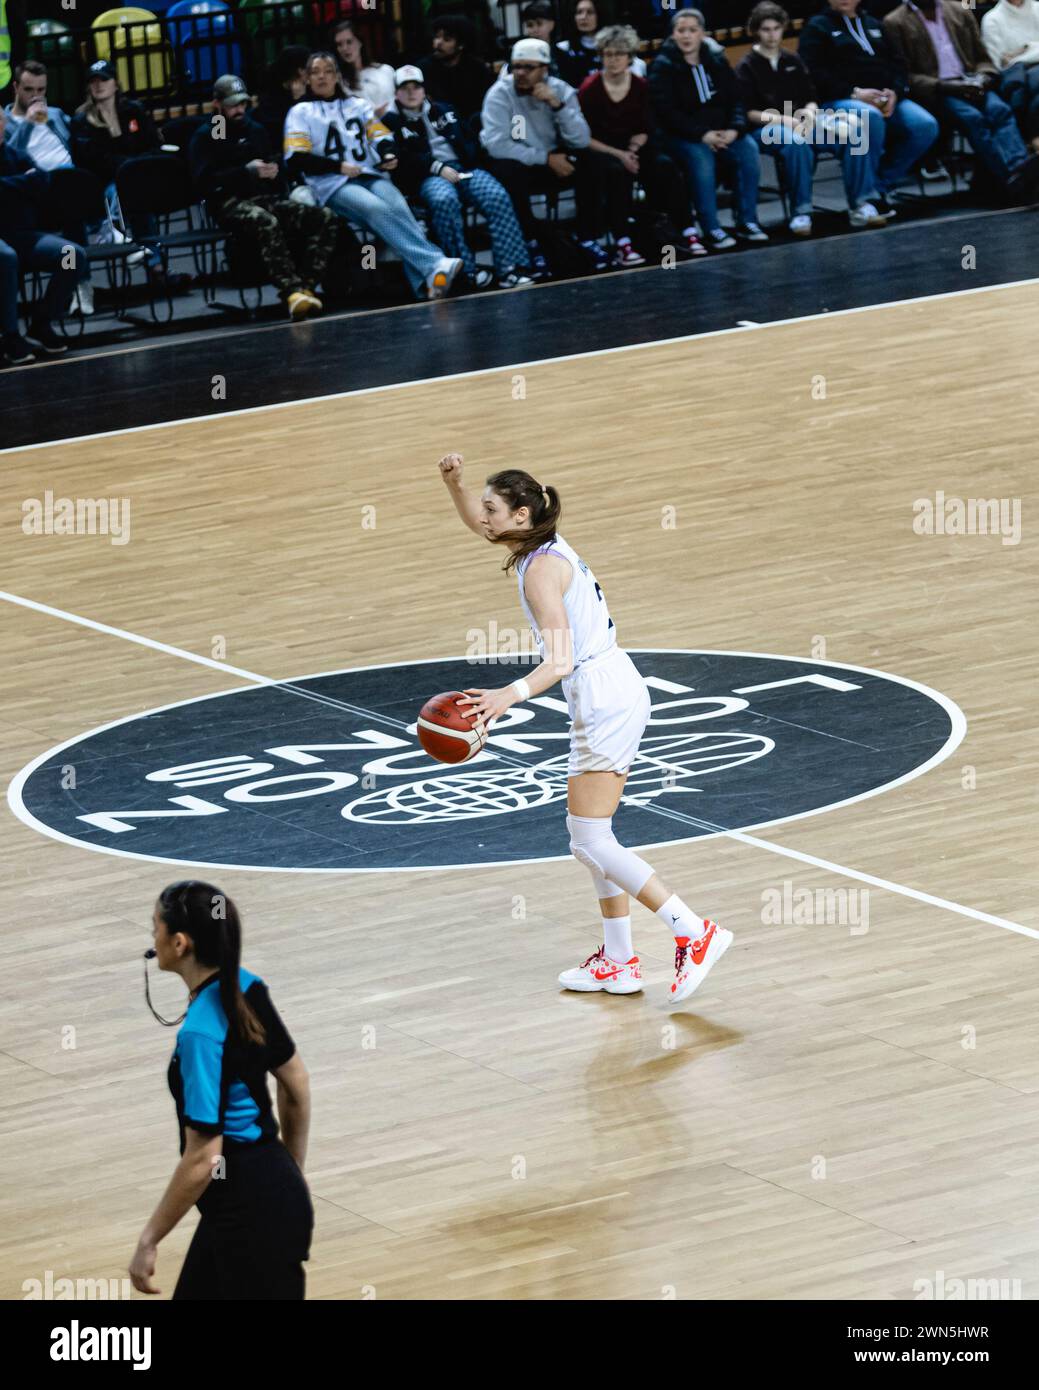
[158,881,265,1046]
[485,469,562,576]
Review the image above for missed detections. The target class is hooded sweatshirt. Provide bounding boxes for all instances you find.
[479,71,590,165]
[647,37,747,142]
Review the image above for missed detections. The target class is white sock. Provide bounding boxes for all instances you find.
[603,915,633,964]
[657,893,705,942]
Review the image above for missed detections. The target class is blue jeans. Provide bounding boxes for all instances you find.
[829,96,938,194]
[754,126,815,216]
[0,231,87,333]
[325,175,445,299]
[662,132,760,231]
[942,90,1028,183]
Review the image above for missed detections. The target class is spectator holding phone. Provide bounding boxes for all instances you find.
[384,67,532,289]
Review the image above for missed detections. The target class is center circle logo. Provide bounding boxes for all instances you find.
[7,651,965,873]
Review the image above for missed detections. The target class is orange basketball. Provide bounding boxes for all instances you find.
[417,691,488,764]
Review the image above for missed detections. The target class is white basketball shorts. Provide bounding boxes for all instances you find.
[561,647,651,777]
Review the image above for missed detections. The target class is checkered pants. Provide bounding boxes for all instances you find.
[418,168,527,278]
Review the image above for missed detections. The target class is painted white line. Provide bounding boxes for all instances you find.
[362,976,476,1003]
[3,594,1023,939]
[0,590,269,684]
[725,830,1038,940]
[4,275,1037,455]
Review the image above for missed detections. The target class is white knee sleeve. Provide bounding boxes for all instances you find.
[566,814,654,900]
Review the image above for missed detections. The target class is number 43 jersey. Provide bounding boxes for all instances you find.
[284,96,394,205]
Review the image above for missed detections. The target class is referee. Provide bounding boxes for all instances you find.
[130,881,314,1300]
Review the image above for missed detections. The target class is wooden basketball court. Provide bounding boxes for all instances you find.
[2,281,1037,1301]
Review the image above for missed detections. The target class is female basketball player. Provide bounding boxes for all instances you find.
[129,882,313,1299]
[438,453,733,1002]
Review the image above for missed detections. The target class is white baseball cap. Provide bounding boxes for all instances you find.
[511,38,551,64]
[395,65,425,86]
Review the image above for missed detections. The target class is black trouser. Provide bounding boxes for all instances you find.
[173,1138,313,1301]
[999,62,1039,142]
[482,154,573,241]
[573,144,691,240]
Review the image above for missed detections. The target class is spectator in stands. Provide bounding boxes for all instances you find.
[523,1,560,52]
[557,0,648,88]
[254,45,311,152]
[190,74,337,321]
[384,66,532,289]
[4,59,73,170]
[332,20,397,115]
[479,37,593,278]
[0,104,87,362]
[884,0,1039,200]
[798,0,939,217]
[71,61,160,186]
[577,25,694,263]
[982,0,1039,151]
[648,10,770,250]
[738,2,887,232]
[286,52,462,301]
[70,60,180,289]
[420,14,495,122]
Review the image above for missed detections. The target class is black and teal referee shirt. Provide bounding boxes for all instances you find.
[168,968,296,1151]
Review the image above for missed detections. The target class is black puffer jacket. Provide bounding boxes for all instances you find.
[647,37,747,143]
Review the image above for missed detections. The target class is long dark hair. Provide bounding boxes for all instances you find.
[486,469,562,576]
[306,50,347,99]
[158,881,265,1046]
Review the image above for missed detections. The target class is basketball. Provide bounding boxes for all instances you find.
[417,691,488,764]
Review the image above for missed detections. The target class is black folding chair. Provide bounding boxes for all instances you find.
[38,167,144,331]
[116,154,225,320]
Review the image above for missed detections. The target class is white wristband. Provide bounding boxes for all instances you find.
[511,678,531,702]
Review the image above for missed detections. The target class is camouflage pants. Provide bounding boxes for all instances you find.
[218,195,338,296]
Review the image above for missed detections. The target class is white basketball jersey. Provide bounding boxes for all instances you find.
[517,534,617,668]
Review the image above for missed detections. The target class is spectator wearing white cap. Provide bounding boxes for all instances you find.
[384,67,532,289]
[479,36,593,278]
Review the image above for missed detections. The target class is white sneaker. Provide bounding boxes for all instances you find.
[558,945,643,994]
[789,214,812,237]
[669,922,733,1004]
[426,256,463,299]
[706,227,737,251]
[100,225,147,266]
[848,202,887,229]
[72,281,95,316]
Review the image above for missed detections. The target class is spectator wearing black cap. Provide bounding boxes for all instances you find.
[385,66,532,288]
[420,15,495,122]
[189,75,338,320]
[70,60,172,278]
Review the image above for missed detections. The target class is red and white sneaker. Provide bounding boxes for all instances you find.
[558,945,643,994]
[669,922,733,1004]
